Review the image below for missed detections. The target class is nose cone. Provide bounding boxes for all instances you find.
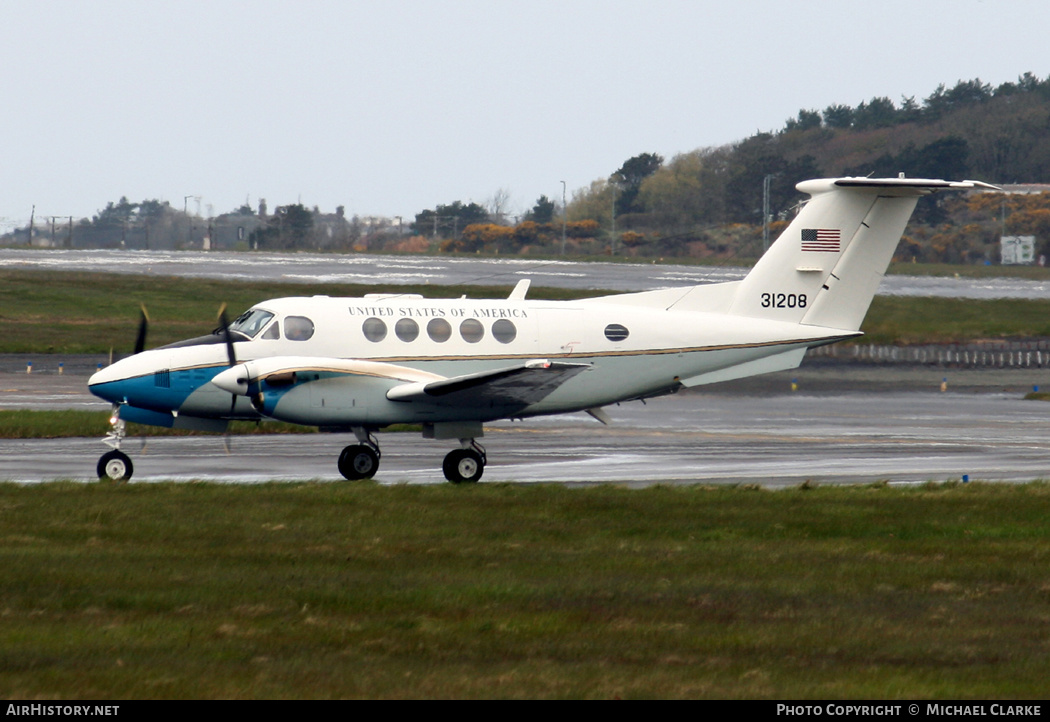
[89,364,118,389]
[212,364,250,395]
[87,351,166,405]
[88,361,129,403]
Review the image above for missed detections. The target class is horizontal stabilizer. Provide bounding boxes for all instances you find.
[829,178,1000,192]
[680,347,808,387]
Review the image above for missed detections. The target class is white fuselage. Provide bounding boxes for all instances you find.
[89,292,847,428]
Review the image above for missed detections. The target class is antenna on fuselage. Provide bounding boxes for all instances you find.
[507,279,531,300]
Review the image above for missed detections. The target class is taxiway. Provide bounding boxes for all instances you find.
[3,363,1048,486]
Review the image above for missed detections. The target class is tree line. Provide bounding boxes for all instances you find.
[7,73,1050,263]
[404,73,1050,261]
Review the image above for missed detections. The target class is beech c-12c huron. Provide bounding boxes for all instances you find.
[88,176,997,483]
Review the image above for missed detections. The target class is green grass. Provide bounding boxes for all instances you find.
[857,296,1050,345]
[4,268,1050,354]
[0,269,594,354]
[1,481,1049,699]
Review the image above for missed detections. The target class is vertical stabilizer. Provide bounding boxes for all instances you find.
[727,177,997,331]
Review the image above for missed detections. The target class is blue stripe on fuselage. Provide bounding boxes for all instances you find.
[88,364,228,413]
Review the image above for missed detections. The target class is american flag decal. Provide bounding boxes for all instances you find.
[801,228,841,252]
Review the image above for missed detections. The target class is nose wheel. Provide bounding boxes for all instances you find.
[98,449,134,482]
[443,440,486,483]
[97,405,134,482]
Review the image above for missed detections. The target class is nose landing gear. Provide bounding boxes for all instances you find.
[98,449,134,482]
[97,405,133,482]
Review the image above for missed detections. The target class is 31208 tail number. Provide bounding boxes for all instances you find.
[760,292,807,309]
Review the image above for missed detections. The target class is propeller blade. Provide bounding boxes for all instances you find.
[216,303,240,418]
[133,304,150,355]
[216,303,237,367]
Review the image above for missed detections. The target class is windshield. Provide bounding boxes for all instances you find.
[228,309,275,339]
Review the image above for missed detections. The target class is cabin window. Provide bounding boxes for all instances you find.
[604,323,630,342]
[460,319,484,343]
[427,318,451,343]
[230,309,275,338]
[362,317,387,342]
[261,322,281,340]
[492,319,516,344]
[285,316,314,341]
[395,318,419,342]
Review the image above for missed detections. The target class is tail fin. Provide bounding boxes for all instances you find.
[727,177,998,331]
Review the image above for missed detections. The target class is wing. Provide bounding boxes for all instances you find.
[386,359,590,407]
[213,355,590,412]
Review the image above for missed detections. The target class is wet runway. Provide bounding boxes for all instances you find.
[3,247,1049,298]
[3,382,1049,486]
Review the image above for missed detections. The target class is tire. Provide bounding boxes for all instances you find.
[442,448,484,484]
[338,444,380,480]
[97,450,134,482]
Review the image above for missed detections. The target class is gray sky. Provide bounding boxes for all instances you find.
[1,0,1046,230]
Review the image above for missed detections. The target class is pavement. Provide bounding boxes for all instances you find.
[3,354,1048,486]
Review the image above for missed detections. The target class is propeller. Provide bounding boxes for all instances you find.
[216,302,237,367]
[133,304,150,355]
[214,303,241,419]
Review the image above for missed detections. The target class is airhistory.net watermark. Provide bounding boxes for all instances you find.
[6,706,118,717]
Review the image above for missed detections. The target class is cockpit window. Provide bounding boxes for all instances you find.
[261,322,281,340]
[230,309,275,338]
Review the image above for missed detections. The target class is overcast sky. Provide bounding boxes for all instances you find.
[1,0,1046,230]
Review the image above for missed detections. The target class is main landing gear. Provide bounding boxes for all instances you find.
[442,440,486,484]
[336,428,486,484]
[337,428,382,480]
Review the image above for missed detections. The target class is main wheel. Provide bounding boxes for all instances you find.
[338,444,380,480]
[443,448,484,484]
[97,450,134,482]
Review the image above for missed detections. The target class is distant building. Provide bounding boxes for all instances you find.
[208,212,266,249]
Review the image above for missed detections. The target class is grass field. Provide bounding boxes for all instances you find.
[0,269,590,354]
[857,296,1050,345]
[1,481,1049,699]
[4,263,1050,699]
[3,268,1050,354]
